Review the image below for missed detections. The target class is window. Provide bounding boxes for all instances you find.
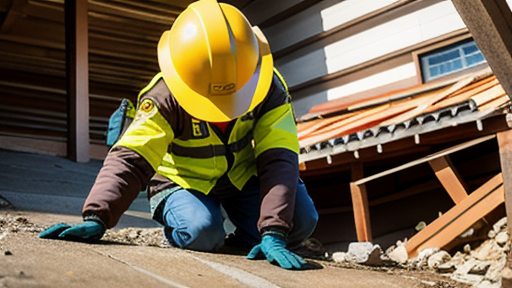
[420,39,486,82]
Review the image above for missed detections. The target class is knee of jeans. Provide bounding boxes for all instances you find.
[288,207,319,247]
[164,220,225,251]
[300,209,319,237]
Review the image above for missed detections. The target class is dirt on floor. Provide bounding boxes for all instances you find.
[0,209,473,288]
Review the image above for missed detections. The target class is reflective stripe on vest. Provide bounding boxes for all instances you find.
[169,129,253,158]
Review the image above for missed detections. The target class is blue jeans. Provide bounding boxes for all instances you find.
[160,179,318,251]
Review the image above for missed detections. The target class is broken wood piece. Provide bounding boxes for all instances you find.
[428,156,468,204]
[404,173,504,258]
[379,76,475,126]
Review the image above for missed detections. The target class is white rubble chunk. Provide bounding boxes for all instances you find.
[493,217,508,234]
[332,252,349,263]
[347,242,373,263]
[388,245,408,264]
[495,231,509,247]
[428,251,451,269]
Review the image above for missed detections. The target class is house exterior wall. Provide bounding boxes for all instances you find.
[240,0,506,118]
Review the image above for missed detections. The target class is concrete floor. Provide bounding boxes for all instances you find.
[0,148,468,287]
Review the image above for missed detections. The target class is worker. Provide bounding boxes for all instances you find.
[39,0,318,270]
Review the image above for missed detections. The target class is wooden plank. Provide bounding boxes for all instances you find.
[447,75,496,98]
[343,68,492,113]
[471,84,507,107]
[497,130,512,237]
[405,173,504,257]
[413,185,504,256]
[424,77,498,113]
[380,76,475,126]
[297,113,354,140]
[428,156,468,204]
[478,94,509,112]
[350,162,372,242]
[299,86,452,147]
[354,134,496,185]
[299,104,391,147]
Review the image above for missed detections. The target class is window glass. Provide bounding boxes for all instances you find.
[420,39,486,82]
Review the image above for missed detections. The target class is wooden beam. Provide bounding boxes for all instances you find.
[1,0,28,32]
[428,156,468,204]
[497,129,512,236]
[65,0,89,162]
[350,162,372,242]
[405,173,504,257]
[452,0,512,102]
[354,135,496,186]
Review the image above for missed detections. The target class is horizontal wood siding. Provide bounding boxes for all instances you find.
[249,0,470,117]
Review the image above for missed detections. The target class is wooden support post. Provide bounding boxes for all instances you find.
[497,129,512,236]
[350,162,372,242]
[428,156,468,204]
[452,0,512,101]
[65,0,89,162]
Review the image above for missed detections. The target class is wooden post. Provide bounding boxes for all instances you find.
[452,0,512,102]
[350,162,372,242]
[65,0,89,162]
[497,130,512,235]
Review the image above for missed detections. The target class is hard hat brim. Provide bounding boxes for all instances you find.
[158,28,274,122]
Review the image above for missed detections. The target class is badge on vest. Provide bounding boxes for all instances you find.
[191,119,209,138]
[131,98,157,127]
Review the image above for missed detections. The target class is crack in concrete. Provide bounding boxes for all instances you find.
[90,249,190,288]
[191,256,281,288]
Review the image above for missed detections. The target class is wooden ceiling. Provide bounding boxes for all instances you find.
[0,0,256,94]
[0,0,256,144]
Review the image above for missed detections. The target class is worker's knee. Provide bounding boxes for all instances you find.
[164,218,225,251]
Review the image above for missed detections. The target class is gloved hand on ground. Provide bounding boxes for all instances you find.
[247,233,307,270]
[39,221,106,242]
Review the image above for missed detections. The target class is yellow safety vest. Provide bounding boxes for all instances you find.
[115,71,298,194]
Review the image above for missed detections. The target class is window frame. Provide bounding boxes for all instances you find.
[412,35,489,84]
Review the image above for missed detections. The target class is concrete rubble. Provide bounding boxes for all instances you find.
[331,217,512,288]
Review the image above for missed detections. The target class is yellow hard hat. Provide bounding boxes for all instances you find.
[157,0,274,122]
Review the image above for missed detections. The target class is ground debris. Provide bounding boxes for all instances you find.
[102,227,169,248]
[0,211,45,235]
[328,217,511,288]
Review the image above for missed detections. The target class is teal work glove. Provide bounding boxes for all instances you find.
[247,233,307,269]
[39,221,106,242]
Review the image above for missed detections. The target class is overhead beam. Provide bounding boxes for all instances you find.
[1,0,28,32]
[452,0,512,101]
[65,0,89,162]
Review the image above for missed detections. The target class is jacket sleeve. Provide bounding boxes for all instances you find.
[253,73,300,235]
[256,148,298,234]
[83,77,177,228]
[82,147,155,228]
